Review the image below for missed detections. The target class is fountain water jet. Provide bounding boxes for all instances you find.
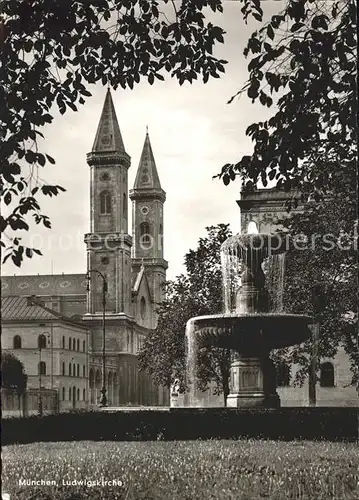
[185,231,312,408]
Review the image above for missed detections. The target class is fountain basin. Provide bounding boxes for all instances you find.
[187,313,313,351]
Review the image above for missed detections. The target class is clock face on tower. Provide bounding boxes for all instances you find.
[141,206,149,215]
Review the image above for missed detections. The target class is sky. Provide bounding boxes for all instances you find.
[3,2,282,280]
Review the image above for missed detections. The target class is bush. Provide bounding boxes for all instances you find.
[2,407,358,445]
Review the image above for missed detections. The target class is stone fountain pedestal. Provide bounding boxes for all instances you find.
[227,352,280,409]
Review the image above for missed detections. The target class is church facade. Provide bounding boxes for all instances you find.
[1,90,169,413]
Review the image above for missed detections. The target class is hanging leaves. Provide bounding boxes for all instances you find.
[1,0,227,266]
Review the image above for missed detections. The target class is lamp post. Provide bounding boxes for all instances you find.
[38,343,43,416]
[86,269,108,407]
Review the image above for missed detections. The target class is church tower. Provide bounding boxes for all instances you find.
[130,130,168,314]
[84,89,132,316]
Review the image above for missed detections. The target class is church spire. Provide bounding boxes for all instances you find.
[91,89,125,153]
[133,130,162,190]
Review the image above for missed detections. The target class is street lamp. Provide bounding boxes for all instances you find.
[86,269,108,407]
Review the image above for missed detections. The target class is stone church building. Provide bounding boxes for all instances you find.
[2,89,169,413]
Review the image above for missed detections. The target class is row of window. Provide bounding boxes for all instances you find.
[99,191,127,217]
[62,387,86,401]
[12,335,86,352]
[13,334,48,350]
[276,362,335,388]
[37,362,86,377]
[62,363,86,378]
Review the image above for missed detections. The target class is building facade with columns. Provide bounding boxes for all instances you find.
[1,89,169,411]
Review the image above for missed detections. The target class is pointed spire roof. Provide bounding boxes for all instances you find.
[133,130,162,190]
[91,89,125,153]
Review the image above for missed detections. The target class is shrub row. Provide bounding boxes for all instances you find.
[2,407,358,445]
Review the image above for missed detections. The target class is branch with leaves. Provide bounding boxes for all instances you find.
[0,0,227,266]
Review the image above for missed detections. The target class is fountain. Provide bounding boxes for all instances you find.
[185,228,313,408]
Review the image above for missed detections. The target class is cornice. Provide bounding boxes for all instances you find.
[129,188,166,203]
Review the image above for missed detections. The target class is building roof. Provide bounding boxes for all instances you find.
[1,296,60,321]
[133,130,162,190]
[1,274,87,297]
[1,296,87,328]
[91,89,125,153]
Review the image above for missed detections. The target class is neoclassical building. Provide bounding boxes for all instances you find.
[1,89,169,413]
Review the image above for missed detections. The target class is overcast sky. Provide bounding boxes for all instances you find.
[3,2,282,280]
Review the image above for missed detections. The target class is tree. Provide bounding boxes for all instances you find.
[215,0,357,384]
[138,224,232,405]
[1,353,28,411]
[217,0,356,201]
[0,0,226,266]
[270,196,358,386]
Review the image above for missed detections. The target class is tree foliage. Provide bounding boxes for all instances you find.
[138,224,232,403]
[215,0,357,384]
[0,0,226,266]
[272,196,358,386]
[217,0,356,201]
[1,352,28,394]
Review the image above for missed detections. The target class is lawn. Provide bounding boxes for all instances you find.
[2,440,359,499]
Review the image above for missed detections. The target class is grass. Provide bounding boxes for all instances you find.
[2,440,359,499]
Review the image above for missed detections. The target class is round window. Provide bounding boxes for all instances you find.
[101,172,110,181]
[141,206,149,215]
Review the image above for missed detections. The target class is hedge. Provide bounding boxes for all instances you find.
[2,407,358,445]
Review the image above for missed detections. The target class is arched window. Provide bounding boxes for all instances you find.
[100,190,111,214]
[89,369,94,389]
[73,363,76,377]
[38,334,47,349]
[247,221,259,234]
[276,363,290,387]
[69,387,72,400]
[77,339,80,351]
[83,365,85,378]
[62,362,65,376]
[320,362,334,387]
[13,335,22,349]
[83,388,86,401]
[69,363,72,376]
[72,338,76,351]
[77,364,80,377]
[77,388,80,401]
[83,340,86,352]
[38,361,46,375]
[62,387,65,400]
[62,336,65,349]
[140,221,151,247]
[123,193,127,219]
[68,337,72,350]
